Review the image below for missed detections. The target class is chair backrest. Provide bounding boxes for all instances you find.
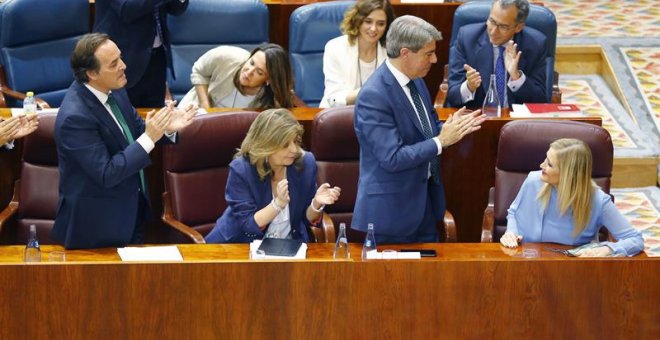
[16,112,59,244]
[450,2,557,102]
[162,111,259,242]
[310,105,364,242]
[167,0,269,102]
[492,120,613,241]
[289,1,353,107]
[0,0,89,107]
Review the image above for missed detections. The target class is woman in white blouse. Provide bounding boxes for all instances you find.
[179,43,295,110]
[320,0,396,108]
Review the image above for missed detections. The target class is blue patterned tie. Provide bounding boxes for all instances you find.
[495,46,506,106]
[153,7,164,47]
[407,81,440,184]
[107,94,147,194]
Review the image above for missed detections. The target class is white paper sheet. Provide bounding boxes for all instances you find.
[10,108,59,117]
[117,245,184,261]
[365,250,422,260]
[249,239,307,260]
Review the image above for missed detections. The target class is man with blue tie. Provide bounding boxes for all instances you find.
[352,16,485,244]
[446,0,548,109]
[51,33,196,249]
[94,0,189,108]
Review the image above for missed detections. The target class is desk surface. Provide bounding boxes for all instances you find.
[0,243,657,339]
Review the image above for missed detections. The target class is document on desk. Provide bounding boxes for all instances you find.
[117,245,184,262]
[11,108,59,116]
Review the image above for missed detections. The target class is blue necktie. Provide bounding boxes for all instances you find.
[495,46,506,106]
[107,94,147,194]
[407,81,440,184]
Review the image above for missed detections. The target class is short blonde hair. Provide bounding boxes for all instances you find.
[236,109,304,180]
[537,138,597,236]
[341,0,396,46]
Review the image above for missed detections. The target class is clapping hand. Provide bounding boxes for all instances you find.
[438,107,486,148]
[166,101,197,133]
[313,183,341,206]
[274,179,290,208]
[503,41,522,80]
[14,114,39,139]
[463,64,482,92]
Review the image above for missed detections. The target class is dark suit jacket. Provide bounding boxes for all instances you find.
[51,81,152,249]
[93,0,188,88]
[446,23,548,108]
[205,153,318,244]
[352,63,446,237]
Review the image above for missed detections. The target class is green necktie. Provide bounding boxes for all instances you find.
[106,94,147,194]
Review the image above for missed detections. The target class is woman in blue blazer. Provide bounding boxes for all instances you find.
[205,109,341,243]
[501,138,644,257]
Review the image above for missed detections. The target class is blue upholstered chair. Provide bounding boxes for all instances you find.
[0,0,89,108]
[166,0,269,102]
[289,1,353,107]
[435,2,560,106]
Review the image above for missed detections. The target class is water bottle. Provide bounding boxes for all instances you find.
[23,91,37,115]
[333,223,350,259]
[24,224,41,263]
[482,75,501,118]
[361,223,377,260]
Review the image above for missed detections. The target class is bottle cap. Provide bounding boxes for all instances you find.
[26,91,34,97]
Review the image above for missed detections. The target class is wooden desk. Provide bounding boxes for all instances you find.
[0,243,657,339]
[0,108,600,243]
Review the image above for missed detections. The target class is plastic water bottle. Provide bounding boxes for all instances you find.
[24,224,41,262]
[482,75,501,118]
[333,223,350,259]
[23,91,37,115]
[361,223,377,260]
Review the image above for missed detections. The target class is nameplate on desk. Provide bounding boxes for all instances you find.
[117,245,184,261]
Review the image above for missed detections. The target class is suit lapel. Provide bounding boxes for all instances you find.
[382,66,426,137]
[476,32,494,96]
[76,82,129,147]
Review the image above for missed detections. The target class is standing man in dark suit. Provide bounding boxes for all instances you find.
[93,0,189,108]
[51,33,196,249]
[446,0,548,108]
[352,16,485,244]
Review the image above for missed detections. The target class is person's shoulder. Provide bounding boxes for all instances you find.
[526,170,543,183]
[207,45,250,59]
[325,35,350,49]
[302,150,316,165]
[457,23,486,39]
[520,26,548,45]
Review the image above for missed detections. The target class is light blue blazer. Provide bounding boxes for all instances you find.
[506,171,644,256]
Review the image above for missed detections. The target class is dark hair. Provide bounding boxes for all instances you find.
[341,0,396,46]
[71,33,110,83]
[494,0,530,23]
[232,43,295,110]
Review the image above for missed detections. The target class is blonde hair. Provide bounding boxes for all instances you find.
[236,109,304,180]
[341,0,396,46]
[537,138,597,237]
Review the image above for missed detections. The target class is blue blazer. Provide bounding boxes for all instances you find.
[51,81,153,249]
[205,153,318,243]
[507,171,644,257]
[352,63,445,236]
[446,23,549,108]
[93,0,189,87]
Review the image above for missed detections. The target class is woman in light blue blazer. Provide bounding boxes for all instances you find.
[205,109,341,243]
[501,138,644,257]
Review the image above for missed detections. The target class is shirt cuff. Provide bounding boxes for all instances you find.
[508,71,526,92]
[460,81,475,103]
[433,137,442,155]
[137,133,156,154]
[4,140,15,150]
[165,131,177,143]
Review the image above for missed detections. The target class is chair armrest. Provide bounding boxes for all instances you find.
[442,209,457,242]
[434,64,449,109]
[481,187,495,243]
[0,67,51,109]
[0,180,20,234]
[551,71,562,103]
[320,212,335,243]
[161,192,206,244]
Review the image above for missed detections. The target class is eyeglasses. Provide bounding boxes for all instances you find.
[487,17,517,32]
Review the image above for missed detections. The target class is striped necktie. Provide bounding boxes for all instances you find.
[407,81,440,184]
[495,46,506,106]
